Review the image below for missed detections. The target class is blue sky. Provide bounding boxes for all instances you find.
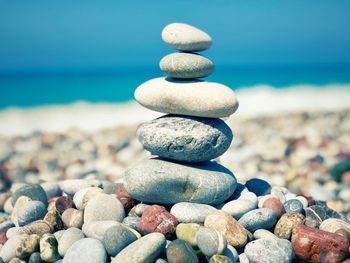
[1,0,350,73]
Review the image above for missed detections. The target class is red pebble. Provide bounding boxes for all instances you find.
[115,185,135,210]
[49,196,74,215]
[292,224,349,263]
[138,205,178,237]
[262,197,285,218]
[0,227,9,245]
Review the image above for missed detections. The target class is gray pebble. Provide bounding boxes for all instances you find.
[58,228,84,257]
[62,238,107,263]
[196,227,227,258]
[238,208,277,232]
[16,201,47,227]
[170,202,216,223]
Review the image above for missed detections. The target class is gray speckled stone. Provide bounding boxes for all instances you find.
[112,233,166,263]
[170,202,216,223]
[62,238,107,263]
[134,77,239,118]
[160,53,214,79]
[137,115,232,162]
[244,238,293,263]
[238,208,277,232]
[17,201,47,227]
[83,194,125,223]
[162,23,212,52]
[102,224,137,256]
[124,159,237,205]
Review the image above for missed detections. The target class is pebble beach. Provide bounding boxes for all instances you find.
[0,22,349,263]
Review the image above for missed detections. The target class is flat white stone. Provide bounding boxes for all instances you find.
[162,23,212,52]
[135,77,239,118]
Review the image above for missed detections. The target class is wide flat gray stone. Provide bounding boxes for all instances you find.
[124,159,237,205]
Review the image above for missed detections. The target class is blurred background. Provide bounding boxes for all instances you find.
[0,1,350,212]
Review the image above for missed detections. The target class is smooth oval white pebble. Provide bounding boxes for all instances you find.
[135,77,239,118]
[162,22,212,52]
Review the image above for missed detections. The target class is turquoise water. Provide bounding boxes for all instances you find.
[1,66,350,109]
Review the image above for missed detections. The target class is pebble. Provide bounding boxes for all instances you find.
[53,230,65,242]
[319,218,350,240]
[160,53,214,79]
[16,201,47,227]
[291,224,349,262]
[166,239,198,263]
[62,238,107,263]
[43,210,64,232]
[50,196,74,215]
[112,233,166,263]
[274,213,305,240]
[61,208,83,229]
[238,192,258,207]
[238,208,277,232]
[137,115,233,162]
[114,185,135,210]
[283,199,304,214]
[161,22,212,52]
[304,205,327,228]
[221,199,256,220]
[0,235,21,262]
[295,195,309,209]
[40,182,62,200]
[58,227,84,257]
[223,245,238,262]
[122,216,140,230]
[4,198,14,215]
[204,210,247,248]
[253,229,278,240]
[175,223,201,247]
[28,252,43,263]
[19,220,52,236]
[82,221,119,240]
[238,253,249,263]
[83,193,125,223]
[196,227,227,258]
[261,197,285,218]
[58,180,101,196]
[209,255,233,263]
[245,178,271,196]
[244,238,294,263]
[170,202,216,223]
[134,77,239,118]
[39,233,61,262]
[125,159,236,205]
[12,184,48,206]
[102,223,137,256]
[15,234,40,259]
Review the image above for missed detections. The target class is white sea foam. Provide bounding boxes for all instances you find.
[0,84,349,136]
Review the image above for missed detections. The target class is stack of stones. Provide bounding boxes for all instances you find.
[126,22,239,207]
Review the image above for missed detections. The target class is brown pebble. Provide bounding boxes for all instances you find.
[15,234,40,259]
[115,184,135,210]
[262,197,285,218]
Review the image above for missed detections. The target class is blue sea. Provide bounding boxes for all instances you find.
[1,66,350,109]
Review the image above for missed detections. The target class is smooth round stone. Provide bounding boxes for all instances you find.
[238,253,249,263]
[170,202,216,223]
[83,194,125,223]
[12,184,48,206]
[238,192,258,207]
[61,208,83,229]
[262,197,285,218]
[58,180,101,196]
[175,223,201,247]
[112,233,166,263]
[73,187,103,210]
[221,199,256,220]
[62,238,107,263]
[304,205,327,228]
[209,255,233,263]
[161,23,212,52]
[135,77,238,118]
[274,213,305,240]
[245,238,294,263]
[102,224,137,256]
[196,227,227,258]
[253,229,278,240]
[223,245,238,262]
[0,235,21,262]
[320,218,350,239]
[58,228,84,257]
[125,159,237,205]
[295,196,308,209]
[160,53,214,79]
[54,230,65,242]
[17,201,47,227]
[245,179,271,197]
[137,115,233,162]
[204,211,247,248]
[28,252,43,263]
[166,239,198,263]
[238,208,277,233]
[82,221,120,240]
[283,199,304,214]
